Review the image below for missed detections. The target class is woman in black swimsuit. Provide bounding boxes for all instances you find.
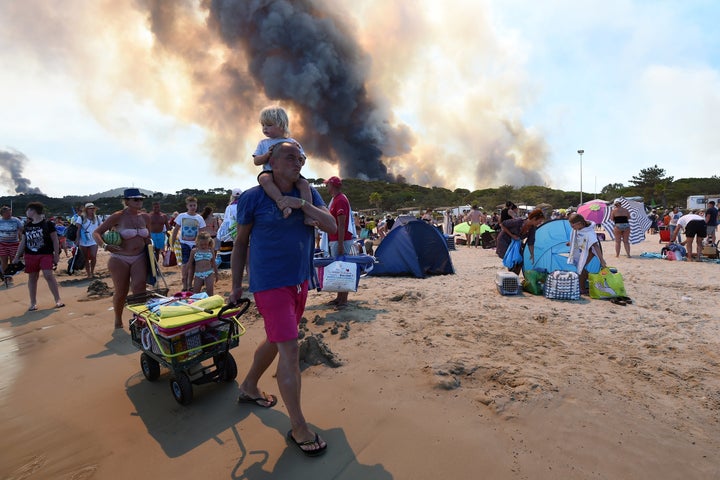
[610,200,632,257]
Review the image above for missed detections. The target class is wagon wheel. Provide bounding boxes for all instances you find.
[214,353,238,382]
[140,352,161,381]
[169,372,193,405]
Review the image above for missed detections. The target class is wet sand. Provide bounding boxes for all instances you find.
[1,236,719,479]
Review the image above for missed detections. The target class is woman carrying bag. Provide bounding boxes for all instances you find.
[496,209,545,275]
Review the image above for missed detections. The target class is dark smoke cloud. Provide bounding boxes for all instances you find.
[207,0,405,180]
[0,148,44,195]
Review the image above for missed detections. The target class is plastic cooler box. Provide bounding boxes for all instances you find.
[496,271,521,295]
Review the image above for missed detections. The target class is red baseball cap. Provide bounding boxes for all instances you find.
[324,176,342,187]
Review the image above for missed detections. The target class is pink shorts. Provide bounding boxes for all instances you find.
[253,282,308,343]
[0,242,19,258]
[24,254,54,273]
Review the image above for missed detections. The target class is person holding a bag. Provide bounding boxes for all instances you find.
[228,141,336,457]
[324,176,356,309]
[495,208,545,274]
[567,213,608,294]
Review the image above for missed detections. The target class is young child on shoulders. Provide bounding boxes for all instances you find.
[253,105,316,226]
[187,231,218,296]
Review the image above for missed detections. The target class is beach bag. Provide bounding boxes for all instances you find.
[588,267,626,299]
[163,249,178,267]
[522,269,547,295]
[544,270,580,300]
[314,255,375,292]
[65,223,78,242]
[502,239,523,268]
[319,260,359,292]
[661,243,686,260]
[67,247,85,275]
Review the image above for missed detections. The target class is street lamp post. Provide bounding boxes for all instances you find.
[577,149,584,205]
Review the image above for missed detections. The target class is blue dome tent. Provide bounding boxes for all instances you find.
[522,219,600,274]
[369,219,454,278]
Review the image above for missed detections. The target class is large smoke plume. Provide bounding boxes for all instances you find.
[0,149,44,195]
[3,0,550,190]
[208,0,401,180]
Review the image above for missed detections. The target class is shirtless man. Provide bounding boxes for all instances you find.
[149,202,170,260]
[465,205,486,247]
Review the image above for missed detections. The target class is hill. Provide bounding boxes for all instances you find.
[1,176,719,219]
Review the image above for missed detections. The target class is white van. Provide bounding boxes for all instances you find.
[687,195,720,211]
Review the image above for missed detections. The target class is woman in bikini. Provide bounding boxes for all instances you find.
[610,199,632,258]
[93,189,151,329]
[187,231,218,295]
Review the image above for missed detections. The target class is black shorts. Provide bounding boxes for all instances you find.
[685,219,707,238]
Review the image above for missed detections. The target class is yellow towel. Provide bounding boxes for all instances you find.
[158,295,225,318]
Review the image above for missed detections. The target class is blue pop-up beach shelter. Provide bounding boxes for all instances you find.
[522,219,600,274]
[369,219,454,278]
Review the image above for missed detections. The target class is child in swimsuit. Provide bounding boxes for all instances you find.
[188,231,218,295]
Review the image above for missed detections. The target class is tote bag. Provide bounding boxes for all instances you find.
[588,267,626,299]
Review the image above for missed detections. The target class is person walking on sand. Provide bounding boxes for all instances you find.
[229,141,336,457]
[0,205,24,283]
[93,189,152,329]
[13,202,64,310]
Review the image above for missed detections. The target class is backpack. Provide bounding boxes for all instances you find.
[67,247,86,275]
[65,223,79,242]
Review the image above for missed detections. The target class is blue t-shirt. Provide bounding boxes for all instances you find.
[237,185,325,292]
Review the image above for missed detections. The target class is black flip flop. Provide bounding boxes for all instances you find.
[610,298,627,306]
[237,392,277,408]
[287,430,327,457]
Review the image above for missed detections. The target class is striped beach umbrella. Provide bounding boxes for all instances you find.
[601,198,652,244]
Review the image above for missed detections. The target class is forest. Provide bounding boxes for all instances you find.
[2,166,719,219]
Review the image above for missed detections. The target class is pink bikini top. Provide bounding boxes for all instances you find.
[119,228,150,240]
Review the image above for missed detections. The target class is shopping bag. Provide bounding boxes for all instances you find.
[502,239,523,268]
[319,260,360,292]
[522,269,547,295]
[163,249,178,267]
[544,270,580,300]
[588,267,626,299]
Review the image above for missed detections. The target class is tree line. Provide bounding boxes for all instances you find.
[2,167,718,218]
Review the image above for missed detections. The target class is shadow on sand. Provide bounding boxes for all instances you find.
[125,371,392,478]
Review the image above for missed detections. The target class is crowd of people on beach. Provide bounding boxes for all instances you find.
[3,102,719,459]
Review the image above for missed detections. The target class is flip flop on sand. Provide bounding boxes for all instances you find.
[286,430,327,457]
[28,305,38,311]
[237,391,277,408]
[55,302,65,309]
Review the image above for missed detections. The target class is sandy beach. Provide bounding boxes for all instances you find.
[1,235,719,479]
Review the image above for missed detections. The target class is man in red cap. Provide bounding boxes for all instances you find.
[324,176,355,308]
